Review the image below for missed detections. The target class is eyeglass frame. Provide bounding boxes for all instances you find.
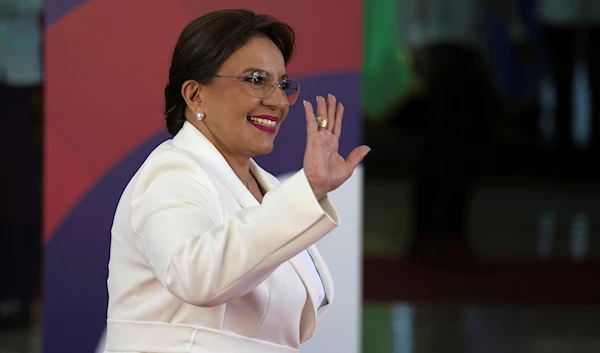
[212,72,301,105]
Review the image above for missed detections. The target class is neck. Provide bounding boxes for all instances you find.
[223,154,252,186]
[194,121,252,185]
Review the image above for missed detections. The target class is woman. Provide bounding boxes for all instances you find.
[103,9,370,353]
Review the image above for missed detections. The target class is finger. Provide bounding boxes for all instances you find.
[316,96,328,130]
[333,102,344,137]
[303,100,317,134]
[345,145,371,170]
[326,94,337,132]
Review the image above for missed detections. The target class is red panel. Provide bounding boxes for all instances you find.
[44,128,96,240]
[177,0,362,75]
[44,0,180,239]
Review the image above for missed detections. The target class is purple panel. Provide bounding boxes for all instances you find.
[46,0,92,26]
[43,131,170,353]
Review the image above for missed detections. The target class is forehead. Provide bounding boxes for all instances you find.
[220,36,286,77]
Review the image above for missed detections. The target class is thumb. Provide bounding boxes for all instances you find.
[345,145,371,170]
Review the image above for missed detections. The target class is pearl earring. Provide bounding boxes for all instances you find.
[196,112,205,121]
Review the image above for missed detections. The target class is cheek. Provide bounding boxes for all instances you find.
[228,88,262,117]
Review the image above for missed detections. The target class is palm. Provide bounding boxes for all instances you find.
[302,95,370,199]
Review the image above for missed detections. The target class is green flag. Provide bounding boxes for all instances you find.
[363,0,416,120]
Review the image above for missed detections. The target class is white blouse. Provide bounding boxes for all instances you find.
[299,249,326,307]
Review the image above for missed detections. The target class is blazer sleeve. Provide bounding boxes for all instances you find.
[130,152,340,307]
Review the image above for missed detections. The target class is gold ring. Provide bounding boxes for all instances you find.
[316,116,327,129]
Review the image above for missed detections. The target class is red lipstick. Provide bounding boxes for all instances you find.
[247,115,277,133]
[251,115,278,121]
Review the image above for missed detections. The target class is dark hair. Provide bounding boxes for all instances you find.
[164,9,296,136]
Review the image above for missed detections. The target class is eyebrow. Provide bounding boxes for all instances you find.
[241,67,288,80]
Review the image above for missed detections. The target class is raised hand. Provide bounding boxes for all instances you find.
[302,94,371,200]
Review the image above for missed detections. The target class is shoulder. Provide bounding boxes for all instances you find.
[132,141,219,197]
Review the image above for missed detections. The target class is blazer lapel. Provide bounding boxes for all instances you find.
[249,160,275,194]
[173,121,259,209]
[306,246,334,316]
[287,255,318,340]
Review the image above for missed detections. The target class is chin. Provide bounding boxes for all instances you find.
[252,142,275,156]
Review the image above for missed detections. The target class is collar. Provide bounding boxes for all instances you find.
[172,121,276,208]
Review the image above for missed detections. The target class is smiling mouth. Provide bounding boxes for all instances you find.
[247,116,276,128]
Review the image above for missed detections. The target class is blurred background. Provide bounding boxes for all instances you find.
[362,0,600,352]
[2,0,600,352]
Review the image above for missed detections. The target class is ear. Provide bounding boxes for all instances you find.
[181,80,204,115]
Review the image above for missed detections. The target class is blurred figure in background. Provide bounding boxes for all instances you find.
[0,0,43,328]
[401,0,532,263]
[538,0,600,172]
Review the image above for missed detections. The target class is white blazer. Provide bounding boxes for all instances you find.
[103,121,339,353]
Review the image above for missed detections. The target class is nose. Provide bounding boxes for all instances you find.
[262,85,288,109]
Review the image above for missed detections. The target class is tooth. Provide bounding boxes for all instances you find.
[248,117,276,128]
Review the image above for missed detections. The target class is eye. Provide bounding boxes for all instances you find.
[279,80,290,89]
[244,72,267,85]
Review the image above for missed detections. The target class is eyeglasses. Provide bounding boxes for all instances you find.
[214,72,301,105]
